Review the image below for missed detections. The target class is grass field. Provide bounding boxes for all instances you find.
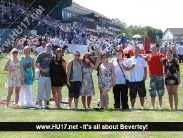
[0,53,183,138]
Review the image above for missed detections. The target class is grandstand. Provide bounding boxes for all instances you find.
[0,0,121,46]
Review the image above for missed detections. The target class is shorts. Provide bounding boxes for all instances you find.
[149,76,164,97]
[68,81,82,99]
[130,80,146,98]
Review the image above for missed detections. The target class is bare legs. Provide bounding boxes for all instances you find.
[102,90,109,109]
[52,87,62,109]
[167,85,178,110]
[81,96,92,109]
[151,96,162,109]
[6,87,20,107]
[68,97,78,109]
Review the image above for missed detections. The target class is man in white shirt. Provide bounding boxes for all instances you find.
[177,43,183,63]
[54,35,60,51]
[124,46,147,110]
[35,41,46,55]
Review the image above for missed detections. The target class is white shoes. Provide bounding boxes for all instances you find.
[130,107,135,110]
[141,106,145,110]
[38,106,42,109]
[159,106,162,110]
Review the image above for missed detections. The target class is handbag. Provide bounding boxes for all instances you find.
[117,59,129,88]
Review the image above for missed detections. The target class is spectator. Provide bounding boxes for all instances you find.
[4,48,22,108]
[145,44,165,109]
[177,43,183,63]
[111,47,129,109]
[125,46,147,110]
[163,50,180,110]
[35,43,53,109]
[50,48,66,109]
[19,46,35,108]
[67,51,82,109]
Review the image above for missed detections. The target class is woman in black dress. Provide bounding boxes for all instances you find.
[50,48,66,109]
[164,50,180,110]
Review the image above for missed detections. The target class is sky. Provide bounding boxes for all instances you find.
[73,0,183,32]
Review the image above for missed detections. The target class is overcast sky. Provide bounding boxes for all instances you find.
[74,0,183,32]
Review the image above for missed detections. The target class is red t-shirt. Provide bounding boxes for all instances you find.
[145,53,165,76]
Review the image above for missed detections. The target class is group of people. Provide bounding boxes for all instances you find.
[3,41,180,110]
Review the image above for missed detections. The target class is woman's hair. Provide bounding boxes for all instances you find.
[53,48,63,62]
[89,51,95,56]
[74,50,81,57]
[166,49,172,54]
[100,52,107,58]
[115,46,124,58]
[23,46,31,54]
[10,48,18,57]
[82,54,87,64]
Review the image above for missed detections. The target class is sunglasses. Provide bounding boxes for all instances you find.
[13,51,18,54]
[74,54,80,57]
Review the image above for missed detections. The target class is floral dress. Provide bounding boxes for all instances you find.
[99,63,112,92]
[164,59,179,86]
[80,66,95,96]
[5,59,21,87]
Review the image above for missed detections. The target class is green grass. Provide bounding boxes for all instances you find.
[0,54,183,138]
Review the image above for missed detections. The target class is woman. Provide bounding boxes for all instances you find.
[111,46,129,109]
[88,51,103,108]
[4,48,23,108]
[164,50,180,110]
[50,48,66,109]
[80,54,95,109]
[19,46,35,107]
[67,51,82,109]
[98,52,115,109]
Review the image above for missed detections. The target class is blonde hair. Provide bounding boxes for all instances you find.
[10,48,18,57]
[23,46,31,54]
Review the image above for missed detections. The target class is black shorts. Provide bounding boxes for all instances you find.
[68,81,82,99]
[130,80,146,98]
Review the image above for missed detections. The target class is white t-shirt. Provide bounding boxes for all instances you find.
[126,56,147,82]
[36,46,46,54]
[112,58,128,84]
[54,38,60,46]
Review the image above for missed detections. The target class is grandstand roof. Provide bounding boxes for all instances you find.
[64,2,92,15]
[19,0,69,7]
[66,2,111,20]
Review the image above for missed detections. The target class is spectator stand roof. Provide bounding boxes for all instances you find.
[63,2,92,15]
[13,0,72,8]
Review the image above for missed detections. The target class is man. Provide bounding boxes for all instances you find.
[159,41,170,55]
[124,46,147,110]
[87,42,94,52]
[177,43,183,63]
[94,41,101,57]
[171,43,178,59]
[35,41,46,55]
[35,43,53,109]
[145,44,165,109]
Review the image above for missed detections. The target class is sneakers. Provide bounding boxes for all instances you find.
[150,107,154,110]
[38,106,42,109]
[141,106,145,110]
[130,107,135,110]
[45,106,50,110]
[159,106,162,110]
